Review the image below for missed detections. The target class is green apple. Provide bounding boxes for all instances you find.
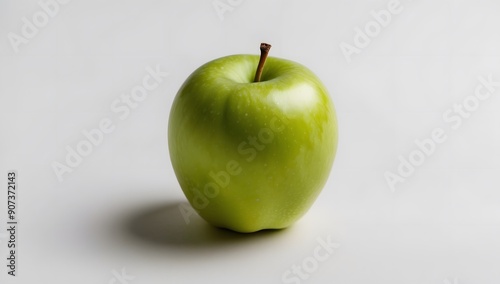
[168,44,338,233]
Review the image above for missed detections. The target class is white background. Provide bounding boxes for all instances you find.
[1,0,500,283]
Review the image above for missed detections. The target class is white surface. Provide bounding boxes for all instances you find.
[1,0,500,283]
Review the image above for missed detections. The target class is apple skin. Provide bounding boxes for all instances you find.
[168,54,338,233]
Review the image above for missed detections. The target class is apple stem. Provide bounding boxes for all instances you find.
[254,43,272,83]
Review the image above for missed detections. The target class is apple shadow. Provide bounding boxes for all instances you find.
[124,200,284,248]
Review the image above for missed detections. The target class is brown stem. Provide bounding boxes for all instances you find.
[253,43,271,82]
